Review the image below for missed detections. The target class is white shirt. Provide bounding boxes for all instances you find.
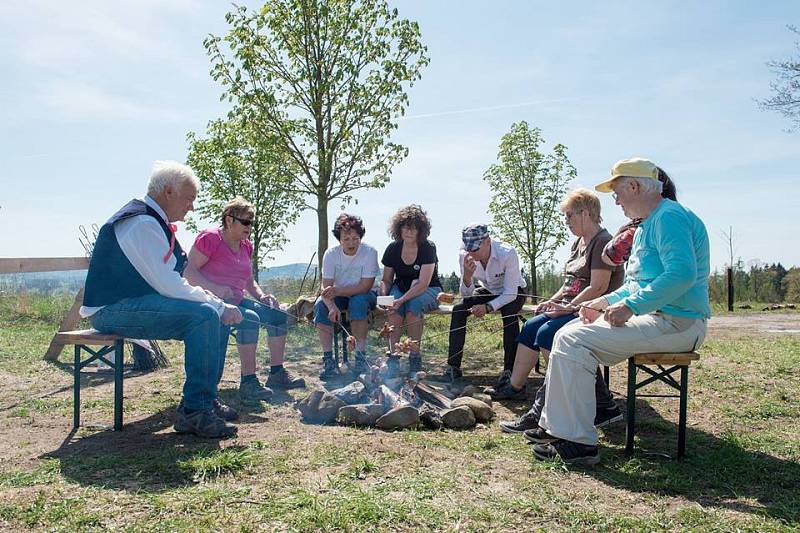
[459,239,526,310]
[321,243,380,288]
[80,196,225,318]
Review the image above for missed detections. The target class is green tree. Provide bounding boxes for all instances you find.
[483,121,575,297]
[204,0,429,270]
[759,26,800,131]
[782,267,800,302]
[186,117,303,281]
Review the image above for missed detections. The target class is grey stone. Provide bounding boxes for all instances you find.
[296,389,345,424]
[337,403,385,427]
[460,385,480,397]
[470,393,493,407]
[376,406,419,431]
[296,389,325,420]
[330,381,368,405]
[441,405,476,429]
[451,396,494,423]
[419,406,443,430]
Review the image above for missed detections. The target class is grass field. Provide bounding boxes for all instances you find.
[0,294,798,532]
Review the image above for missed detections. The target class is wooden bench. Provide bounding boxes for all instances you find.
[54,329,126,431]
[625,351,700,459]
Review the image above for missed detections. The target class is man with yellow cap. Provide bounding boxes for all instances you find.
[527,157,710,465]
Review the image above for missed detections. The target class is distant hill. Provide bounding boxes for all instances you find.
[258,263,318,280]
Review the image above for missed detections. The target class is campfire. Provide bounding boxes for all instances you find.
[297,321,496,431]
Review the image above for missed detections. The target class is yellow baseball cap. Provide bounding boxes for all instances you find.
[595,157,658,193]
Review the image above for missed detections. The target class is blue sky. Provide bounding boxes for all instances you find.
[1,1,798,277]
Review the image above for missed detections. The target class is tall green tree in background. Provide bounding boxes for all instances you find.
[204,0,429,271]
[484,121,575,297]
[186,117,303,281]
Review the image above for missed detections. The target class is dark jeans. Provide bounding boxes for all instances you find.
[90,294,226,411]
[526,369,616,421]
[447,286,526,372]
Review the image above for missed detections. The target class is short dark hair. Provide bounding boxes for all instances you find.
[657,167,677,201]
[332,213,366,241]
[388,204,431,243]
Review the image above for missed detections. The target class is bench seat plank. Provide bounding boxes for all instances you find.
[55,329,124,345]
[633,352,699,366]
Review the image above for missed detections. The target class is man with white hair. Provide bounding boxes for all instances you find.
[81,161,244,438]
[528,158,710,465]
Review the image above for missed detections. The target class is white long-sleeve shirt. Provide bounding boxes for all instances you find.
[80,196,224,318]
[459,239,526,310]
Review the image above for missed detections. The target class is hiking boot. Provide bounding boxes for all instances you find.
[441,365,463,383]
[486,381,527,401]
[499,412,541,434]
[523,426,559,445]
[239,378,274,401]
[174,407,237,438]
[351,355,370,376]
[266,367,306,390]
[213,399,239,421]
[408,355,422,374]
[320,356,339,380]
[594,405,624,428]
[495,369,512,388]
[532,440,600,466]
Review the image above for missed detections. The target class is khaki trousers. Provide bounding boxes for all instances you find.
[539,313,707,445]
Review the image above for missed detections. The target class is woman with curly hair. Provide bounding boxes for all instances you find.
[315,213,380,379]
[380,205,442,373]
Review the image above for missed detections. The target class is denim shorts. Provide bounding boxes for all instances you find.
[234,298,288,344]
[389,285,442,317]
[516,313,578,352]
[314,291,377,326]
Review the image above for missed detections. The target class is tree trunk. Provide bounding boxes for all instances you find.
[316,197,329,277]
[529,257,538,300]
[252,232,260,283]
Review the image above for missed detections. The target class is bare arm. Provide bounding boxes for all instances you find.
[396,264,435,303]
[184,248,234,301]
[380,267,395,296]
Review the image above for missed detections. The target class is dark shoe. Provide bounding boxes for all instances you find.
[486,381,527,401]
[495,369,512,388]
[239,378,274,401]
[523,426,559,445]
[499,412,540,434]
[442,365,463,383]
[351,355,370,376]
[266,367,306,390]
[408,355,422,374]
[594,405,624,428]
[213,399,239,421]
[320,356,338,380]
[532,440,600,466]
[174,407,237,438]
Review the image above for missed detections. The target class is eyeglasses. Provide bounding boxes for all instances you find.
[564,210,583,221]
[229,215,254,226]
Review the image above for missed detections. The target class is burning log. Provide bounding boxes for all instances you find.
[413,382,452,410]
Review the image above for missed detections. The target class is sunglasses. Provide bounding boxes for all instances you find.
[229,214,254,226]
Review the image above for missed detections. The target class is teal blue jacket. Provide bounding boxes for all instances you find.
[605,199,711,319]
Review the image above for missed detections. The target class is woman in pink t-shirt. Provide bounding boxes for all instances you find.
[184,197,305,401]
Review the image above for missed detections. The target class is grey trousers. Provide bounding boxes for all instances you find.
[539,312,707,445]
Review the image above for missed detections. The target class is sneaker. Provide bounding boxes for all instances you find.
[486,381,527,401]
[266,367,306,390]
[495,369,512,388]
[532,440,600,466]
[174,407,237,438]
[239,378,274,401]
[594,406,624,428]
[213,399,239,421]
[441,365,463,383]
[320,356,338,380]
[523,426,559,445]
[351,355,370,376]
[408,355,422,374]
[499,412,540,434]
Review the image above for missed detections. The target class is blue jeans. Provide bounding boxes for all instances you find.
[313,291,377,326]
[230,298,288,344]
[90,294,225,411]
[517,313,578,352]
[389,285,442,317]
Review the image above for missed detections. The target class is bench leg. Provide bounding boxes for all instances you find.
[113,340,124,431]
[678,366,689,459]
[332,322,340,366]
[625,358,636,456]
[73,345,81,429]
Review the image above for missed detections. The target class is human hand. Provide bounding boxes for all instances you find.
[579,297,608,324]
[470,304,488,318]
[260,293,279,308]
[390,298,404,313]
[544,302,575,318]
[535,300,553,314]
[463,255,477,279]
[221,304,243,325]
[328,306,341,323]
[320,285,337,299]
[604,302,633,327]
